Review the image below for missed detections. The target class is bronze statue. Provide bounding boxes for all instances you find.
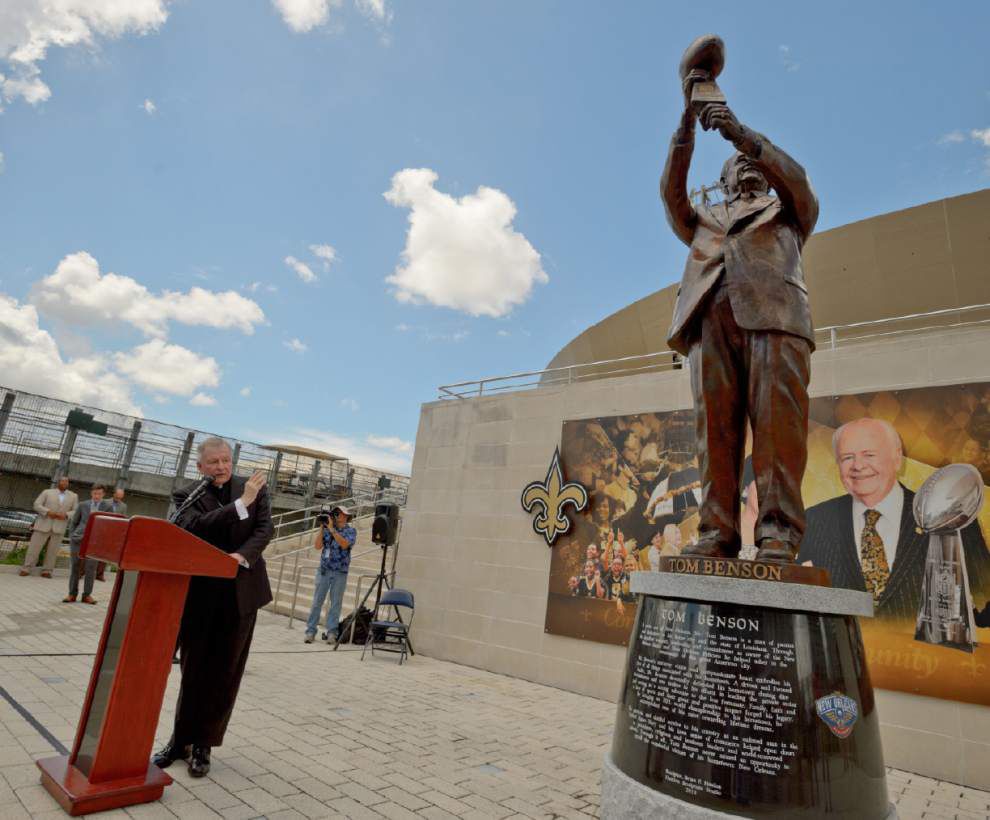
[661,35,818,563]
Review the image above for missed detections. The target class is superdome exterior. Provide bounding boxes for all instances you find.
[547,188,990,371]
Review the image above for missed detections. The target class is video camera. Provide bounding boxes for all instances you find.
[316,505,348,527]
[316,505,333,527]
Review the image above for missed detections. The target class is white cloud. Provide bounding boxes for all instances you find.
[0,1,170,109]
[271,0,338,33]
[971,128,990,148]
[190,392,216,407]
[284,337,308,353]
[272,0,391,32]
[355,0,390,23]
[497,329,510,337]
[114,339,220,397]
[424,328,469,343]
[340,397,360,412]
[239,386,252,397]
[778,44,799,73]
[384,168,547,318]
[366,434,412,455]
[938,130,966,145]
[284,255,317,283]
[0,151,5,173]
[395,322,411,332]
[273,426,412,473]
[142,98,156,115]
[0,294,140,414]
[309,243,337,270]
[31,251,265,337]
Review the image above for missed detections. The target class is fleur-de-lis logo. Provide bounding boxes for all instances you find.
[521,447,588,546]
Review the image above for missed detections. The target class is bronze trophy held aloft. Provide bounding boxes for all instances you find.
[661,35,819,565]
[679,34,727,121]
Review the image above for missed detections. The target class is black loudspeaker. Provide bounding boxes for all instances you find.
[371,502,399,546]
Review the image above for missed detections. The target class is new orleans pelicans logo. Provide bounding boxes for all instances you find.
[815,692,858,739]
[521,447,588,547]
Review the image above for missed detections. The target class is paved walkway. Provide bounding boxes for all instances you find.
[0,568,987,820]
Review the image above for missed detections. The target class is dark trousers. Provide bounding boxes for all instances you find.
[173,578,256,747]
[687,285,811,554]
[68,540,97,598]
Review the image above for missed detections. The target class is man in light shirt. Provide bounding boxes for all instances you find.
[21,476,78,578]
[799,418,990,620]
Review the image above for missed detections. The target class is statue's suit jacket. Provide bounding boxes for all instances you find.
[798,485,990,620]
[32,488,79,535]
[661,131,819,355]
[172,476,273,616]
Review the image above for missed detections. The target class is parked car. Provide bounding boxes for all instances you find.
[0,507,36,541]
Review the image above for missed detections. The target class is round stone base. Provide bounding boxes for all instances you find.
[601,753,898,819]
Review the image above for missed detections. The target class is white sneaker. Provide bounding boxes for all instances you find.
[304,634,315,644]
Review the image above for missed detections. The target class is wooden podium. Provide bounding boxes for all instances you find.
[37,513,238,816]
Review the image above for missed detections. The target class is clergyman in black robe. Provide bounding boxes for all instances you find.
[152,437,273,777]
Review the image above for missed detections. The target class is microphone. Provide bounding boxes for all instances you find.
[168,475,215,523]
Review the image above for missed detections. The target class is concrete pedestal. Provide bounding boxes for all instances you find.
[602,573,897,819]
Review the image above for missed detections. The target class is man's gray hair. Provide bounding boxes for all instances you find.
[197,436,232,458]
[831,418,903,461]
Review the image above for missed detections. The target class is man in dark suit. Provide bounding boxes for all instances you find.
[661,70,818,562]
[152,437,273,777]
[95,487,128,583]
[62,483,111,604]
[799,418,990,620]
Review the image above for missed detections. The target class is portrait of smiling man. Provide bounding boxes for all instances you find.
[799,417,990,620]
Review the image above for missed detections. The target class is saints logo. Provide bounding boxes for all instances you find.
[521,447,588,546]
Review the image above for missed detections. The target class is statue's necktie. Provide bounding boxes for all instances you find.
[860,509,890,601]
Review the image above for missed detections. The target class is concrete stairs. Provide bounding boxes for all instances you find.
[263,514,397,634]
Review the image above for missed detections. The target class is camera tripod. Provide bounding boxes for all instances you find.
[331,541,414,655]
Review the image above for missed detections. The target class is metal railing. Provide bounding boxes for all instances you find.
[264,493,404,628]
[0,383,409,508]
[438,350,684,399]
[437,302,990,399]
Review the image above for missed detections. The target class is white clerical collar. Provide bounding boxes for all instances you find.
[852,482,903,522]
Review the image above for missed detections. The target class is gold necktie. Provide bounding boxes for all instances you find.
[860,509,890,601]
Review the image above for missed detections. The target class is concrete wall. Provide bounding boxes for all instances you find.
[546,188,990,371]
[397,323,990,789]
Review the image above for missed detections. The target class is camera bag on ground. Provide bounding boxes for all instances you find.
[335,606,374,644]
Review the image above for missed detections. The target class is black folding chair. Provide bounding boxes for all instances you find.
[361,588,414,664]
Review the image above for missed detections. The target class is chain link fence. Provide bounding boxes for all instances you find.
[0,385,408,511]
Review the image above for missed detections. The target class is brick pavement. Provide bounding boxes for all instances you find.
[0,568,987,819]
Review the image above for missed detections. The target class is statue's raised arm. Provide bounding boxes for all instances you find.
[663,34,817,565]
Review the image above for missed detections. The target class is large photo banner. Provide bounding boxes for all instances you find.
[545,382,990,705]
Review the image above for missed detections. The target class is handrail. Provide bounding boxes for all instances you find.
[437,302,990,399]
[263,501,403,625]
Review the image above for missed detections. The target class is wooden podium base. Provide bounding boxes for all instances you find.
[37,756,172,817]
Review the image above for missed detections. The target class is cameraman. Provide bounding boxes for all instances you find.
[304,505,356,644]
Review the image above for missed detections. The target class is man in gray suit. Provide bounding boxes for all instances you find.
[661,70,818,562]
[95,487,128,583]
[21,476,78,578]
[63,483,110,604]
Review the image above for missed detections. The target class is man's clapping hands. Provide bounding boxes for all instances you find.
[240,471,267,507]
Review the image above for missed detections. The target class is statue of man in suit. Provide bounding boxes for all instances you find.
[661,67,818,562]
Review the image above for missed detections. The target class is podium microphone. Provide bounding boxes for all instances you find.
[168,475,215,523]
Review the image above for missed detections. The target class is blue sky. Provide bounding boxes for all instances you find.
[1,1,988,473]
